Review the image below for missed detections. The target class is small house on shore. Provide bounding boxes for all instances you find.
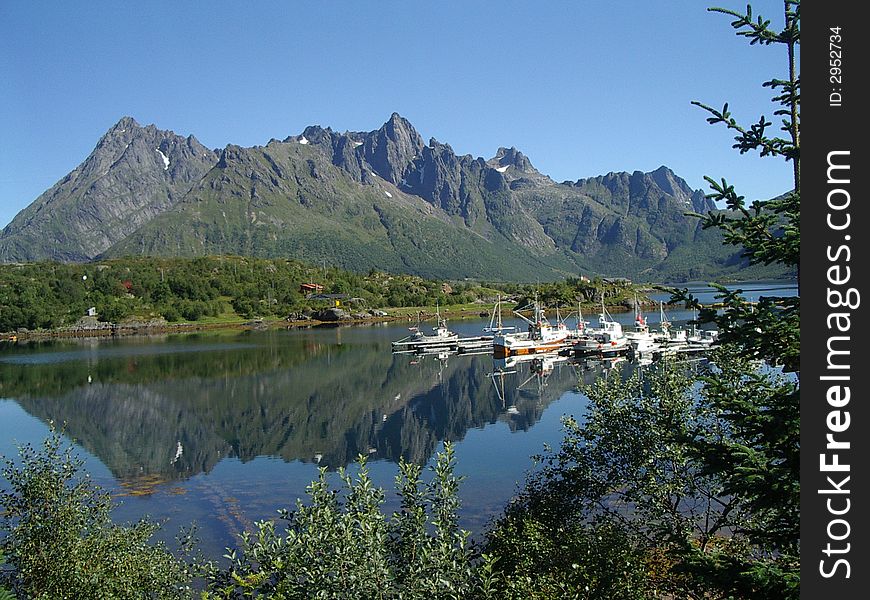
[299,283,324,294]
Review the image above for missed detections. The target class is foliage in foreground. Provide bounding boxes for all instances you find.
[1,361,798,599]
[485,357,798,599]
[0,429,196,599]
[202,443,497,599]
[1,436,500,600]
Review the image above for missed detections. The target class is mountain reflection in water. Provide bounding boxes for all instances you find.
[0,324,642,554]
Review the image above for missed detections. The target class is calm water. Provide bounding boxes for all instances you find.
[0,281,795,558]
[647,279,798,306]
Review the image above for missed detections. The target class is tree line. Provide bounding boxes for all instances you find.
[0,255,642,334]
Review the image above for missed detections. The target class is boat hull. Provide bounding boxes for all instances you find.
[493,339,569,357]
[391,334,459,351]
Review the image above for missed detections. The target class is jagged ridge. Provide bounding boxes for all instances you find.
[1,114,781,281]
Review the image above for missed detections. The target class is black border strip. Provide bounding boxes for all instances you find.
[801,1,867,596]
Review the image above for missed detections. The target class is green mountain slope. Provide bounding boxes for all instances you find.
[104,139,583,281]
[1,114,794,282]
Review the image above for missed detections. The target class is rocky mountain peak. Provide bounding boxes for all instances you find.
[427,138,456,154]
[489,147,537,173]
[646,165,715,212]
[0,117,220,262]
[105,116,141,135]
[298,125,335,145]
[648,166,685,197]
[486,146,551,190]
[362,113,425,185]
[379,113,424,154]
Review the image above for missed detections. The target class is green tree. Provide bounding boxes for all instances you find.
[204,443,497,599]
[0,428,196,599]
[685,0,800,372]
[95,298,130,323]
[486,364,708,599]
[672,1,801,593]
[486,2,801,598]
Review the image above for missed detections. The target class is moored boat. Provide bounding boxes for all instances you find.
[623,295,657,353]
[687,328,719,347]
[653,301,687,346]
[493,297,570,357]
[685,308,719,347]
[571,297,629,357]
[391,306,459,351]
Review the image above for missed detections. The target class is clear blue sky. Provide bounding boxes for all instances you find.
[0,0,796,229]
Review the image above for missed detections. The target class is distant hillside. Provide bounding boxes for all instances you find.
[0,114,793,282]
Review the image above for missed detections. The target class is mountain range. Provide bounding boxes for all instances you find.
[0,114,788,282]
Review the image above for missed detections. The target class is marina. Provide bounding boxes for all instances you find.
[391,296,721,363]
[390,306,494,354]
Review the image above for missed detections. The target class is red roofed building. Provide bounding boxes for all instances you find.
[299,283,324,294]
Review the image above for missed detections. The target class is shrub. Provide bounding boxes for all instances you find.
[204,443,498,599]
[0,428,195,599]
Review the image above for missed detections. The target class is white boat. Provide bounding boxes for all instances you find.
[687,327,719,347]
[653,301,687,346]
[391,306,459,351]
[682,307,718,347]
[493,297,570,357]
[623,295,658,353]
[572,297,629,356]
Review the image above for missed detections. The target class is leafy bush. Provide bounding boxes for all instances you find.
[162,305,181,322]
[0,428,195,599]
[95,298,130,323]
[485,514,653,599]
[204,443,498,599]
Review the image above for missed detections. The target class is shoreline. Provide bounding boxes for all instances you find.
[2,306,490,342]
[0,273,797,344]
[3,285,784,343]
[1,303,644,343]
